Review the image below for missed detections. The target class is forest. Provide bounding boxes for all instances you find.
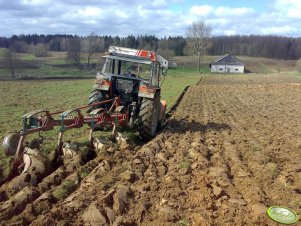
[0,34,301,60]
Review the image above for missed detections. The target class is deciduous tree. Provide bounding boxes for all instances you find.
[185,20,212,71]
[66,37,81,65]
[3,48,17,79]
[157,48,175,60]
[82,32,99,68]
[28,43,49,57]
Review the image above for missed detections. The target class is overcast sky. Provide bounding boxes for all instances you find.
[0,0,300,37]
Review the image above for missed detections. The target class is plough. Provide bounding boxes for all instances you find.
[1,97,127,184]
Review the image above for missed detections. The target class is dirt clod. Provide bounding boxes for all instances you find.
[82,203,107,225]
[113,185,129,214]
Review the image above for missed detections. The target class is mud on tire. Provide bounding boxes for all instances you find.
[137,92,160,140]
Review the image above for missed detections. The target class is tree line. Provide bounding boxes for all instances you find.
[1,34,301,60]
[209,35,301,60]
[0,34,185,60]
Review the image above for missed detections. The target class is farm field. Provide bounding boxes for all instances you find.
[0,50,103,79]
[0,73,300,225]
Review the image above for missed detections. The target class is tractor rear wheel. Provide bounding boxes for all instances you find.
[137,93,160,140]
[88,90,108,112]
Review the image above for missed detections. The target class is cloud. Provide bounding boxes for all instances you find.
[287,9,301,19]
[187,2,301,36]
[72,7,104,18]
[274,0,301,19]
[214,7,255,17]
[224,29,237,36]
[22,0,48,5]
[0,0,300,37]
[189,5,214,17]
[261,25,297,35]
[275,0,301,10]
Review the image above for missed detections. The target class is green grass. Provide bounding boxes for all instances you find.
[0,69,11,76]
[176,219,189,226]
[0,48,7,58]
[161,67,201,110]
[179,161,191,169]
[0,79,93,137]
[19,64,95,78]
[48,59,67,64]
[80,168,91,179]
[18,53,36,60]
[0,51,99,79]
[53,179,78,200]
[48,58,100,65]
[0,79,93,173]
[0,63,95,79]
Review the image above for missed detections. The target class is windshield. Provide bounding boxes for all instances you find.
[121,61,151,80]
[102,58,151,80]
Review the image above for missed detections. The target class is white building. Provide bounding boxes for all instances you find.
[210,54,244,73]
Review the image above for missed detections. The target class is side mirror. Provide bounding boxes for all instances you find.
[162,68,167,76]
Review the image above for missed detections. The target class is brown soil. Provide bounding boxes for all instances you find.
[1,74,301,225]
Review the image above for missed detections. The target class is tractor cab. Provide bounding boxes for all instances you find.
[101,46,167,86]
[91,46,168,108]
[89,46,168,139]
[101,52,157,84]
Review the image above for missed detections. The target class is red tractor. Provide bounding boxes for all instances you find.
[89,46,168,139]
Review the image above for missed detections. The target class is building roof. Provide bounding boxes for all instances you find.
[211,54,244,66]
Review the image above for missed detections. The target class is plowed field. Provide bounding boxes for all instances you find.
[1,74,301,225]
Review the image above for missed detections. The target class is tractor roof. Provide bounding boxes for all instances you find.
[103,54,152,65]
[104,46,168,69]
[108,46,157,62]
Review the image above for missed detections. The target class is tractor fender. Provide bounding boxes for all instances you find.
[138,86,159,99]
[93,80,112,95]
